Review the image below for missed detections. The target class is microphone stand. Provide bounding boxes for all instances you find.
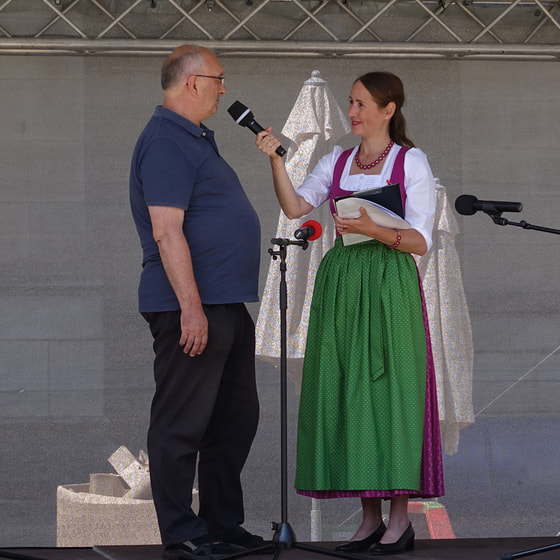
[478,211,560,559]
[224,234,362,560]
[268,235,307,556]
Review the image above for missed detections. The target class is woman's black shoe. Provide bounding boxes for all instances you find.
[335,522,387,553]
[370,523,414,556]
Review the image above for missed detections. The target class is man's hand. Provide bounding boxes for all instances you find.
[179,304,208,357]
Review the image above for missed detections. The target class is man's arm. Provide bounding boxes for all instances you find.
[148,205,208,356]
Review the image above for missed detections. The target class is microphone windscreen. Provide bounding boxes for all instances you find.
[302,220,322,241]
[455,194,478,216]
[227,101,248,121]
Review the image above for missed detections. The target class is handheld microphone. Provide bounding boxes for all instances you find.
[227,100,286,157]
[455,194,523,216]
[294,220,322,241]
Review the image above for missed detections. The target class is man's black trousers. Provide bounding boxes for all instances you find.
[143,303,260,546]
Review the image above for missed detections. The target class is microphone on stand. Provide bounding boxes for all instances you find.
[455,194,523,216]
[294,220,322,241]
[227,100,286,157]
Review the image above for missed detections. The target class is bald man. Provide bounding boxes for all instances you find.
[130,45,264,560]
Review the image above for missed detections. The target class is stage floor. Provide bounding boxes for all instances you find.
[2,537,560,560]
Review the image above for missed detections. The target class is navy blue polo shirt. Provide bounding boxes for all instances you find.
[130,106,260,311]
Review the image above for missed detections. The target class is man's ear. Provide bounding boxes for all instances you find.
[185,74,199,97]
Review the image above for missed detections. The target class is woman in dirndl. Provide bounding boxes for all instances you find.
[255,71,444,556]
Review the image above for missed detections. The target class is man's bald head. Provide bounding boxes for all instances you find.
[161,45,212,91]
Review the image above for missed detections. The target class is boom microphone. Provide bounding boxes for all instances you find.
[294,220,322,241]
[455,194,523,216]
[227,100,286,157]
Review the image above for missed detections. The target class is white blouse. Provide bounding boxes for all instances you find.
[296,144,436,250]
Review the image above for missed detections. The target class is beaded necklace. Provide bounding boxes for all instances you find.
[354,140,394,170]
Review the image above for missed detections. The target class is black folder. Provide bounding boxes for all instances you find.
[334,182,404,219]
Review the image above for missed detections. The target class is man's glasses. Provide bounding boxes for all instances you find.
[194,74,225,85]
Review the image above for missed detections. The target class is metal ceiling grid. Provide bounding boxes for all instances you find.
[0,0,558,59]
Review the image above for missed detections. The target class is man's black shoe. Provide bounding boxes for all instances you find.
[162,539,245,560]
[223,531,270,550]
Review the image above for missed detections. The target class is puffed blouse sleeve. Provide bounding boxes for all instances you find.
[402,147,436,251]
[294,146,344,209]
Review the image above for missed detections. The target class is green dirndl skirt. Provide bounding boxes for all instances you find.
[294,237,427,494]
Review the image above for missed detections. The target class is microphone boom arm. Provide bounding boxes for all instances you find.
[487,214,560,235]
[270,237,310,251]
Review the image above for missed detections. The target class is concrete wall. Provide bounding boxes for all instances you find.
[0,54,559,546]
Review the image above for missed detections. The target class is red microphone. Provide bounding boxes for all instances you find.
[294,220,322,241]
